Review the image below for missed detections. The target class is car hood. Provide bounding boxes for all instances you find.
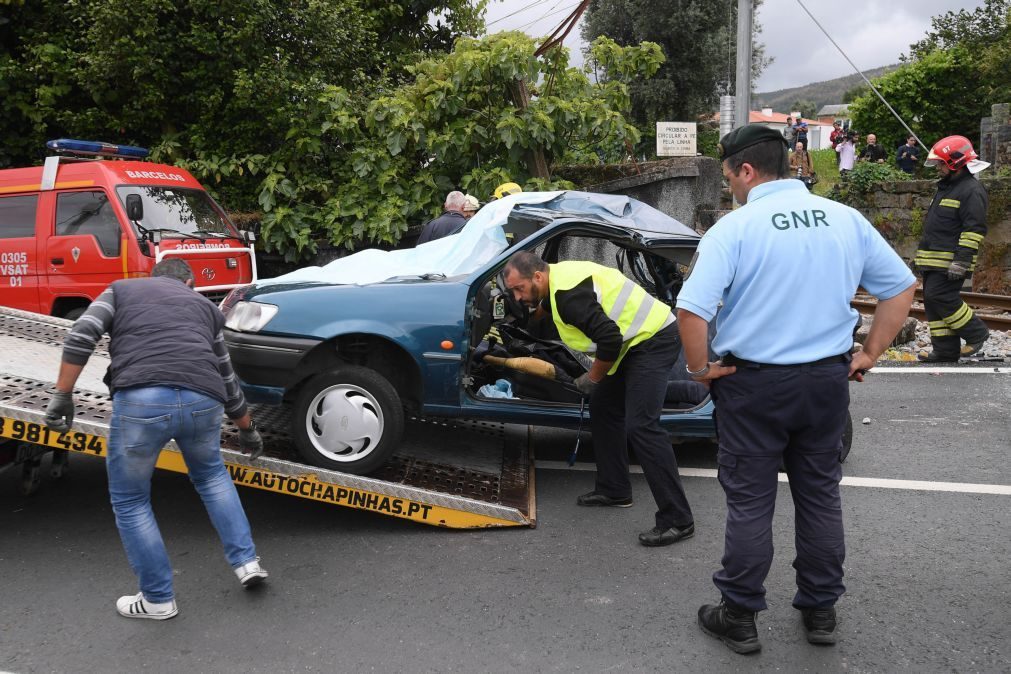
[251,191,698,289]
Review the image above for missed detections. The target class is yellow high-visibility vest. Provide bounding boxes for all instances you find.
[548,261,674,374]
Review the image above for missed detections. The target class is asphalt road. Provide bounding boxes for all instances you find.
[1,369,1008,673]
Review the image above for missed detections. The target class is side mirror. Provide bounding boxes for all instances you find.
[125,194,144,222]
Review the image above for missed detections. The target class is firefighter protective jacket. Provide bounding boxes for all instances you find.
[914,169,988,272]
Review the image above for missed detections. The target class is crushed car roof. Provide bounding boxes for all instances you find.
[256,191,698,287]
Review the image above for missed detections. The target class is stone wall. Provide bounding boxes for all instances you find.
[846,177,1011,293]
[555,157,724,230]
[980,103,1011,169]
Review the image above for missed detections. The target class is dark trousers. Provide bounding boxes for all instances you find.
[922,270,989,357]
[710,361,849,612]
[589,323,694,530]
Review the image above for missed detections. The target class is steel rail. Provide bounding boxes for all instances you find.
[851,298,1011,330]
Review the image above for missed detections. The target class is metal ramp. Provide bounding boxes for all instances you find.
[0,307,535,528]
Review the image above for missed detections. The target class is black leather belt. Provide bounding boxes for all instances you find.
[721,353,850,369]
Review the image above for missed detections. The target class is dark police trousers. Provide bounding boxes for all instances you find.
[710,357,849,612]
[589,323,694,530]
[922,270,989,358]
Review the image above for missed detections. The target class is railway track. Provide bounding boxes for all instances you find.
[852,290,1011,330]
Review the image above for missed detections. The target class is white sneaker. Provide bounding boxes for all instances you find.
[234,557,269,588]
[116,592,178,620]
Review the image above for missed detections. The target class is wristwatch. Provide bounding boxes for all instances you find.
[686,363,710,378]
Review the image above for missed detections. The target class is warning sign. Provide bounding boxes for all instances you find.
[656,122,697,157]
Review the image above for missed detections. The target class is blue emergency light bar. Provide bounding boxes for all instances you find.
[46,138,150,159]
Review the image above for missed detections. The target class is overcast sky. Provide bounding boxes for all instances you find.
[483,0,987,92]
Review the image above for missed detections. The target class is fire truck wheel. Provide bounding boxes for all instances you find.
[62,307,87,321]
[292,366,404,475]
[840,409,853,464]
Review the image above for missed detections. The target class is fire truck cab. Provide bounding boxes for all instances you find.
[0,139,256,318]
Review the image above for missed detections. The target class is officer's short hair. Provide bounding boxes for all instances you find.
[151,259,195,284]
[724,140,790,179]
[504,251,548,279]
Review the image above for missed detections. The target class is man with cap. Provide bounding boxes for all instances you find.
[676,124,916,653]
[915,135,990,362]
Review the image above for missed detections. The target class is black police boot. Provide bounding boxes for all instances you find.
[798,606,837,645]
[576,491,632,508]
[638,523,694,547]
[697,599,761,654]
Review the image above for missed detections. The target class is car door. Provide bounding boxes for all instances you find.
[0,193,42,312]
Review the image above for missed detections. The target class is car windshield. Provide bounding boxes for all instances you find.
[115,185,239,238]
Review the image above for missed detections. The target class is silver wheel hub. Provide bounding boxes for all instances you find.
[305,384,385,463]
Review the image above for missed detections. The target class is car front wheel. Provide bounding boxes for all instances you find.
[292,366,404,475]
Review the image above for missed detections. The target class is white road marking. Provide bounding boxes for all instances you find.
[869,366,1009,374]
[536,461,1011,495]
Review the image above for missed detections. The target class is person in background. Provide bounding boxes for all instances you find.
[836,131,857,175]
[896,136,921,175]
[789,141,814,191]
[417,191,469,244]
[677,124,915,654]
[915,135,991,362]
[794,120,809,151]
[859,134,887,163]
[44,259,268,621]
[829,121,845,165]
[462,194,481,219]
[782,117,797,149]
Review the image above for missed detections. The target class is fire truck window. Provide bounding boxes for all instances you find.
[55,191,122,257]
[0,195,38,239]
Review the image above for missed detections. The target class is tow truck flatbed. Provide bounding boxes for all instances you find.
[0,307,535,528]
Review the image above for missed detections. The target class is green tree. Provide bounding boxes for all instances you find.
[580,0,769,156]
[905,0,1011,60]
[790,99,817,120]
[848,48,987,150]
[842,84,868,104]
[246,32,663,259]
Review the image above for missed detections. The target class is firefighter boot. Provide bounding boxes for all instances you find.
[698,599,761,654]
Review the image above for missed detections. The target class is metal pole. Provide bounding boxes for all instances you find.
[720,95,736,140]
[734,0,753,130]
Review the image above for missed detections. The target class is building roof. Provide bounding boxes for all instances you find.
[712,111,831,126]
[816,103,850,116]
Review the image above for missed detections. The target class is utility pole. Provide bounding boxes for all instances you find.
[734,0,753,130]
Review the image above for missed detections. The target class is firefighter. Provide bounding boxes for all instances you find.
[502,252,694,547]
[915,135,990,362]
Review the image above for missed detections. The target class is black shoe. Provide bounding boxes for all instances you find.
[917,351,959,363]
[799,606,837,645]
[960,335,988,358]
[638,523,695,547]
[576,491,632,508]
[697,600,761,654]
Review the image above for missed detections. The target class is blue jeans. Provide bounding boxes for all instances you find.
[107,386,257,603]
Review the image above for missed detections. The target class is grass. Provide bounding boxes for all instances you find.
[810,148,840,196]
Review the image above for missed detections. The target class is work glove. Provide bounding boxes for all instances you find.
[573,373,599,397]
[947,261,969,282]
[238,423,264,460]
[44,390,75,433]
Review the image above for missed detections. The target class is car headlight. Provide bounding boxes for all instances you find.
[224,301,278,332]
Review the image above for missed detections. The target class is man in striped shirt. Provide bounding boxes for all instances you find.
[44,259,267,620]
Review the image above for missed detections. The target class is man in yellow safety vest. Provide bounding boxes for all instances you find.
[503,251,695,546]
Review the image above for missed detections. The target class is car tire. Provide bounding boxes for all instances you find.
[292,366,404,475]
[840,409,853,464]
[62,307,87,321]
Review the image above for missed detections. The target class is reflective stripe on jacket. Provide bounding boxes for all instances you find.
[548,261,673,374]
[915,170,988,272]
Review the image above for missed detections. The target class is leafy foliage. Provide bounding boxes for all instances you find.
[848,48,988,150]
[905,0,1011,60]
[581,0,769,156]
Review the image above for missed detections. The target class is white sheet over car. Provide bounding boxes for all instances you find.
[255,191,696,287]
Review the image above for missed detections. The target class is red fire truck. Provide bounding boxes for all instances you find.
[0,139,257,318]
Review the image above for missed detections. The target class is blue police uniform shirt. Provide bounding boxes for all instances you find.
[676,179,916,364]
